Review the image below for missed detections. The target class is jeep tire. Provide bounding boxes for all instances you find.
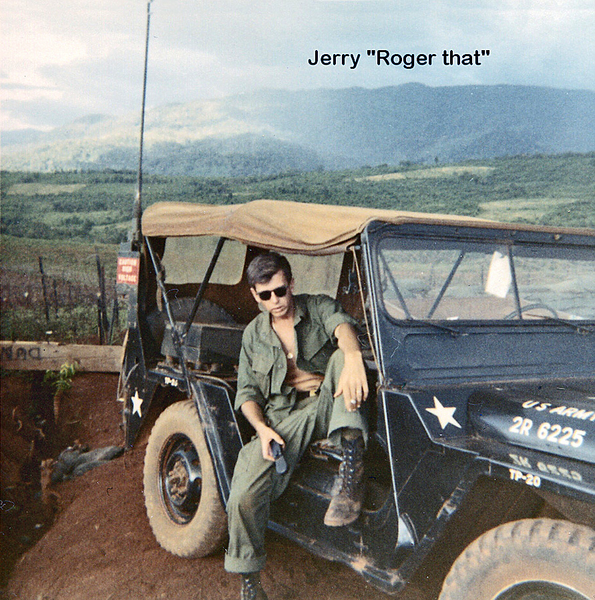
[143,399,227,557]
[439,518,595,600]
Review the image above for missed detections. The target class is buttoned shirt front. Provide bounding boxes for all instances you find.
[235,294,358,426]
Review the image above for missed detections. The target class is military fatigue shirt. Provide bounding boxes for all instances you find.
[235,294,358,426]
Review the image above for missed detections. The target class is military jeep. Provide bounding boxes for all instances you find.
[117,199,595,598]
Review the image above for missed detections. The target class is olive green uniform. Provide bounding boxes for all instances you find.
[224,294,367,574]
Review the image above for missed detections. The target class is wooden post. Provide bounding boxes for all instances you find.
[108,290,120,345]
[39,256,50,323]
[101,265,109,333]
[95,252,109,343]
[97,294,104,344]
[53,279,59,318]
[1,341,124,372]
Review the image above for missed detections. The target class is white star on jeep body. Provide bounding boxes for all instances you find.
[131,390,144,417]
[426,396,462,430]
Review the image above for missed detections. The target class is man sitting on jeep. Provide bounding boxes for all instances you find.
[224,252,369,600]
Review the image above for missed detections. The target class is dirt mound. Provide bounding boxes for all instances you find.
[2,372,434,600]
[1,372,124,587]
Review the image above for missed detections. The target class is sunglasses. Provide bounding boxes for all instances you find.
[256,285,288,301]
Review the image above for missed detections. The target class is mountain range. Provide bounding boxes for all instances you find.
[3,83,595,176]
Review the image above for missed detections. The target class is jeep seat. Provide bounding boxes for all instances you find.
[160,321,245,368]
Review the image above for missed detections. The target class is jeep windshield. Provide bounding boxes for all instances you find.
[377,237,595,323]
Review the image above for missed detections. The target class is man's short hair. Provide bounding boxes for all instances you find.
[247,252,292,288]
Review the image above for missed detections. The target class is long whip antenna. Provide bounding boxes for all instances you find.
[133,0,153,244]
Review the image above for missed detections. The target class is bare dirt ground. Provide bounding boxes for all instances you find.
[1,372,441,600]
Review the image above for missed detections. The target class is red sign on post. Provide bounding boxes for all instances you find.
[117,256,140,286]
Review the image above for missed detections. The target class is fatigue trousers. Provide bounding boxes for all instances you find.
[224,350,368,574]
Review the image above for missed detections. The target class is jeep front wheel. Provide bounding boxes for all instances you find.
[143,399,227,557]
[439,519,595,600]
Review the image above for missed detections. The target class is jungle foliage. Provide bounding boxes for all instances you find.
[2,152,594,248]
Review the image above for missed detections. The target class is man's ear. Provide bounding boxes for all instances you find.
[250,287,260,304]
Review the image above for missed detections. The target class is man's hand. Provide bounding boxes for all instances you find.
[335,351,369,412]
[241,400,285,461]
[333,323,369,412]
[256,425,285,461]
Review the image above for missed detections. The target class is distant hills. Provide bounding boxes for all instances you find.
[3,84,595,176]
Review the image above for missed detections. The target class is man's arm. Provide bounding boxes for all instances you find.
[236,327,284,461]
[333,322,369,412]
[241,400,285,461]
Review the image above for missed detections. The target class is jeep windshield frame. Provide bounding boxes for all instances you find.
[363,221,595,386]
[375,233,595,325]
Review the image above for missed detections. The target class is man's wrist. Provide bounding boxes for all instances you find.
[254,422,270,436]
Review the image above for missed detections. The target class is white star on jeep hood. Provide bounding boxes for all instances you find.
[131,390,144,417]
[426,396,462,430]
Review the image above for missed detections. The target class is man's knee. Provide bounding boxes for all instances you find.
[228,446,275,516]
[228,485,260,516]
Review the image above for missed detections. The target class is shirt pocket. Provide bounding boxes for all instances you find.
[252,352,276,398]
[299,325,329,362]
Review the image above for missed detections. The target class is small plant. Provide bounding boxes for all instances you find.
[44,362,78,423]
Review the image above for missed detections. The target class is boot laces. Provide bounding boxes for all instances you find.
[337,439,362,495]
[241,573,262,600]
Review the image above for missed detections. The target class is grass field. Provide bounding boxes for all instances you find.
[359,165,496,181]
[1,237,121,342]
[477,198,576,222]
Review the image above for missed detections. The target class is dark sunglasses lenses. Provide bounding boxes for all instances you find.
[258,286,288,301]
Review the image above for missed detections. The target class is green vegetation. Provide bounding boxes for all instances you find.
[1,305,112,343]
[0,236,118,283]
[44,362,78,423]
[2,153,594,247]
[1,152,593,342]
[44,362,77,394]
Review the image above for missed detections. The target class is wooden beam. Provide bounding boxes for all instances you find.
[0,342,124,373]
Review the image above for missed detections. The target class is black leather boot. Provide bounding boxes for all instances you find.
[240,572,268,600]
[324,429,365,527]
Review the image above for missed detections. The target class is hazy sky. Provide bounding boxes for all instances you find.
[2,0,594,132]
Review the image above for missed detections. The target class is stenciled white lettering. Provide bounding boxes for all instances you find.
[522,400,595,421]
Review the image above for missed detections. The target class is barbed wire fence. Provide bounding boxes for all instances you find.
[1,251,124,345]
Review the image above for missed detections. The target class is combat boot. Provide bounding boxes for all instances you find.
[324,428,365,527]
[240,572,268,600]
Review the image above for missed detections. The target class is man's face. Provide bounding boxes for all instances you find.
[251,270,294,319]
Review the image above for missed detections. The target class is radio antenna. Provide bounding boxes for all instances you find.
[133,0,154,244]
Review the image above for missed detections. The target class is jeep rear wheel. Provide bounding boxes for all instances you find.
[439,519,595,600]
[143,399,227,557]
